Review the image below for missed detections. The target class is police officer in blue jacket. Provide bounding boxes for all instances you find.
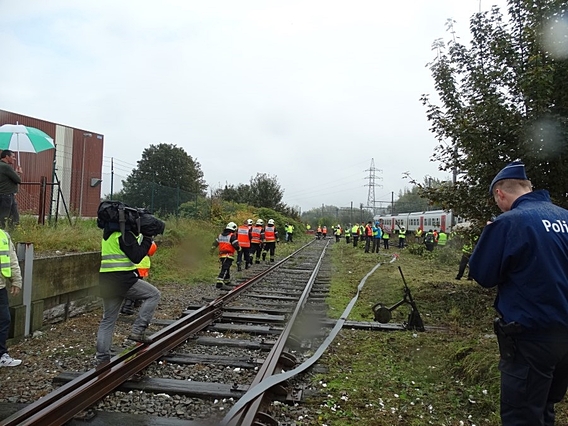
[469,161,568,426]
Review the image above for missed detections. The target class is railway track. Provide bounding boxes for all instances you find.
[1,238,334,426]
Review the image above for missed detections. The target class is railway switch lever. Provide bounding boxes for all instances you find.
[372,266,425,332]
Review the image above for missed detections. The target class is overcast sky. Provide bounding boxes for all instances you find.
[0,0,508,213]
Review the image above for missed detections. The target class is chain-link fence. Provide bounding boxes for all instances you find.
[109,180,210,219]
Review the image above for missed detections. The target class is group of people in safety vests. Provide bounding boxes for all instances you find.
[212,218,281,291]
[314,221,456,254]
[315,222,391,252]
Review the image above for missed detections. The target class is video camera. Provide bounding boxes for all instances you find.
[97,201,165,237]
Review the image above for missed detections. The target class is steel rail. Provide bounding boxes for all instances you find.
[223,239,331,426]
[0,239,317,426]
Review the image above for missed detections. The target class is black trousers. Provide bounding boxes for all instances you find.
[364,237,371,252]
[498,336,568,425]
[456,253,471,279]
[236,247,251,266]
[217,257,233,281]
[250,243,262,261]
[262,242,276,260]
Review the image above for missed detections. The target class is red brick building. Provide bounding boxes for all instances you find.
[0,109,104,219]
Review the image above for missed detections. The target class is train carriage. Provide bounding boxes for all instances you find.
[373,210,455,234]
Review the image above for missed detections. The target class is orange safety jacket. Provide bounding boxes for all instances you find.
[237,225,251,248]
[217,232,238,258]
[365,224,373,236]
[264,226,277,242]
[251,226,264,244]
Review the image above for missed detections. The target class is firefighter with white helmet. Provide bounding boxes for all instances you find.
[236,218,253,271]
[212,222,240,290]
[262,219,279,263]
[250,219,265,264]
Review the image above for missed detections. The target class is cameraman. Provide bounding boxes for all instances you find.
[95,225,161,364]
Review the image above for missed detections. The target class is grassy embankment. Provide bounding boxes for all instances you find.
[9,215,301,285]
[297,238,568,426]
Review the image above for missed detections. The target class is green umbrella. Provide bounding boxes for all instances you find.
[0,123,55,154]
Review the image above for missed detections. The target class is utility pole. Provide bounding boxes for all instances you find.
[110,157,114,199]
[365,158,383,216]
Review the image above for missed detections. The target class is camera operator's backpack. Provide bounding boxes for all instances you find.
[97,201,165,239]
[97,201,142,238]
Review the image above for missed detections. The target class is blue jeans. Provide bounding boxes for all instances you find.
[0,287,11,356]
[96,279,160,362]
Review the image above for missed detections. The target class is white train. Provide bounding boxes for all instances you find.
[374,210,463,234]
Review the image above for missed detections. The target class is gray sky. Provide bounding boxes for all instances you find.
[0,0,508,213]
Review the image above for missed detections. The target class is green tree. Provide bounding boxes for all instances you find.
[301,204,373,228]
[117,143,207,214]
[420,1,568,225]
[392,180,443,213]
[216,173,292,214]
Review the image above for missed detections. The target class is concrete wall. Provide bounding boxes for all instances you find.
[8,251,102,341]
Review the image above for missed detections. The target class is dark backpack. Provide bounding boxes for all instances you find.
[97,201,165,238]
[424,233,434,243]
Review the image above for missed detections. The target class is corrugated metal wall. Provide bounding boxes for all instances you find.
[0,109,104,218]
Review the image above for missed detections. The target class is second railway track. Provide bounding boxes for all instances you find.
[1,238,334,426]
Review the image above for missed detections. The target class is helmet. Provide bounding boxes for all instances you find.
[256,219,264,226]
[226,222,237,231]
[267,219,275,225]
[246,219,253,225]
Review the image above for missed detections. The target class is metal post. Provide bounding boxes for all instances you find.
[110,157,114,200]
[79,133,92,216]
[16,242,34,337]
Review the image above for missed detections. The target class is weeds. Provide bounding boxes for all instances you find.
[305,240,568,425]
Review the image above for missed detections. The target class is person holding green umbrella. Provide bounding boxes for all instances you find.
[0,150,22,229]
[0,123,54,228]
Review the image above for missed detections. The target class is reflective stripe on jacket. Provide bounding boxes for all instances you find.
[0,230,11,278]
[100,232,137,273]
[264,226,277,242]
[237,225,251,248]
[251,226,263,244]
[218,232,237,258]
